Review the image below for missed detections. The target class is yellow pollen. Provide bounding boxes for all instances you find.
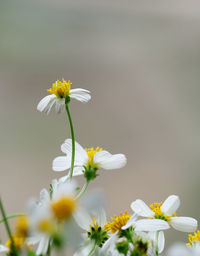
[186,230,200,248]
[47,79,72,99]
[38,219,53,233]
[150,202,177,222]
[51,196,76,222]
[6,236,25,251]
[105,210,131,234]
[15,216,29,238]
[85,147,103,166]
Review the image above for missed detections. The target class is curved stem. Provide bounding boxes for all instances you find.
[88,243,96,256]
[76,181,89,200]
[0,198,18,256]
[155,231,159,256]
[0,213,26,224]
[65,103,75,180]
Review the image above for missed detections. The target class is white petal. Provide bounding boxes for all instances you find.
[55,99,65,113]
[26,236,41,245]
[161,195,180,216]
[0,245,9,253]
[135,219,170,232]
[122,213,138,230]
[149,231,165,254]
[40,189,50,204]
[37,95,56,113]
[94,151,127,170]
[52,156,70,171]
[170,217,198,232]
[61,139,88,165]
[36,236,49,255]
[73,208,92,230]
[96,209,107,227]
[70,88,91,103]
[131,200,154,217]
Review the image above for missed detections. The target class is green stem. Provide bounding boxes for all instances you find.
[0,198,18,256]
[65,103,75,181]
[88,243,96,256]
[76,181,89,200]
[46,240,51,256]
[155,231,159,256]
[0,213,26,224]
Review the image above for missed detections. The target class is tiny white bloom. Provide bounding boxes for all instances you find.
[74,209,108,256]
[37,79,91,114]
[130,195,197,233]
[52,139,127,180]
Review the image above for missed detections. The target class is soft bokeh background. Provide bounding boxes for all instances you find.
[0,0,200,253]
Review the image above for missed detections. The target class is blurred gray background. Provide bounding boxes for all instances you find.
[0,0,200,253]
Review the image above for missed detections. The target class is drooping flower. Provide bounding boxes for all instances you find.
[37,79,91,114]
[52,139,127,181]
[129,195,197,233]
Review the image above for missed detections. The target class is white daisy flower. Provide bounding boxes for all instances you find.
[37,79,91,114]
[129,195,197,233]
[74,209,108,256]
[27,179,88,255]
[52,139,127,181]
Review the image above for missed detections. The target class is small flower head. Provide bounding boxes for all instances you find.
[37,79,91,114]
[187,230,200,248]
[130,195,198,233]
[47,79,72,99]
[105,210,131,234]
[5,236,27,252]
[53,139,127,182]
[149,202,177,222]
[15,216,29,238]
[51,196,76,222]
[87,218,108,247]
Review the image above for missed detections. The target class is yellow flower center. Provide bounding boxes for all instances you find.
[38,219,53,233]
[5,236,28,251]
[105,210,131,234]
[85,147,103,167]
[187,230,200,247]
[15,216,29,238]
[150,202,176,222]
[47,79,72,99]
[51,196,76,222]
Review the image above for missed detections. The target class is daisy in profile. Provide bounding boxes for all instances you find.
[52,139,127,182]
[127,195,197,233]
[37,79,91,114]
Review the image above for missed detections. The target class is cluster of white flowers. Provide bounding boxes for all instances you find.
[0,79,199,256]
